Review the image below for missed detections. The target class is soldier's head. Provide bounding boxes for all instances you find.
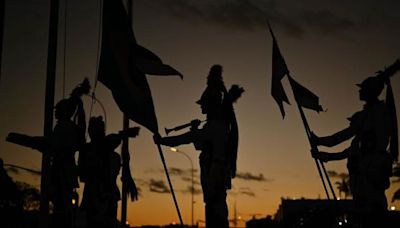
[197,65,225,116]
[88,116,105,141]
[54,98,77,120]
[357,76,384,102]
[207,64,223,85]
[196,86,223,115]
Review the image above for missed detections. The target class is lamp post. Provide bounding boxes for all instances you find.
[170,147,194,227]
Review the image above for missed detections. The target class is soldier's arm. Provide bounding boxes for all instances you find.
[312,126,356,147]
[154,131,196,147]
[312,147,351,162]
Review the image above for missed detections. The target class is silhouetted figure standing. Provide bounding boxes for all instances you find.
[50,96,86,228]
[79,116,139,228]
[154,65,243,228]
[50,79,90,228]
[312,76,394,227]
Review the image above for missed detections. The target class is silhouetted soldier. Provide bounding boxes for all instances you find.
[4,79,90,228]
[154,65,243,228]
[312,76,394,227]
[79,116,139,228]
[50,79,90,228]
[50,95,86,228]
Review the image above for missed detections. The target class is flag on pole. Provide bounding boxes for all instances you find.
[268,23,290,118]
[98,0,182,134]
[269,23,323,116]
[135,45,183,78]
[288,76,323,112]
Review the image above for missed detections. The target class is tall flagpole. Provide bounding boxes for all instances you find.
[121,116,129,225]
[156,143,184,225]
[288,75,337,200]
[120,0,133,225]
[40,0,60,227]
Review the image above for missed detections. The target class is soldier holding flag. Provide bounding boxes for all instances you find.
[311,65,399,227]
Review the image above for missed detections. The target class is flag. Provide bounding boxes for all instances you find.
[98,0,182,133]
[135,45,183,78]
[288,76,323,112]
[269,23,322,115]
[269,23,290,118]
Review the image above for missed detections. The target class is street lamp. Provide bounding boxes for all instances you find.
[169,147,195,227]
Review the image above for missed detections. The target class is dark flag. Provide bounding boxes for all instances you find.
[269,23,290,118]
[98,0,182,133]
[268,22,334,200]
[269,23,323,115]
[136,45,183,78]
[289,76,323,112]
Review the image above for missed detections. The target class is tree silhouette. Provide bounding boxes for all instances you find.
[335,178,351,199]
[16,182,41,211]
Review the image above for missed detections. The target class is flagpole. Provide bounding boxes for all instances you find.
[120,0,133,226]
[40,0,60,228]
[156,143,184,226]
[127,0,183,223]
[288,75,337,200]
[121,117,129,226]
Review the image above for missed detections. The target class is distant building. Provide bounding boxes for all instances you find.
[274,198,353,228]
[244,198,355,228]
[246,215,277,228]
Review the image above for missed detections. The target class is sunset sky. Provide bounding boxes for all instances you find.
[1,0,400,226]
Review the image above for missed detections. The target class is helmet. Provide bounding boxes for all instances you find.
[357,76,384,97]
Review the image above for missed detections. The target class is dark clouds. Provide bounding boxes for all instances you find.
[181,185,202,195]
[238,187,256,197]
[146,0,400,38]
[181,176,201,186]
[145,167,201,186]
[142,169,270,195]
[149,179,171,193]
[230,187,256,197]
[236,171,272,182]
[327,170,349,179]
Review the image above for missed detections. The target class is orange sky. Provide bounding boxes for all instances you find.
[1,0,400,226]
